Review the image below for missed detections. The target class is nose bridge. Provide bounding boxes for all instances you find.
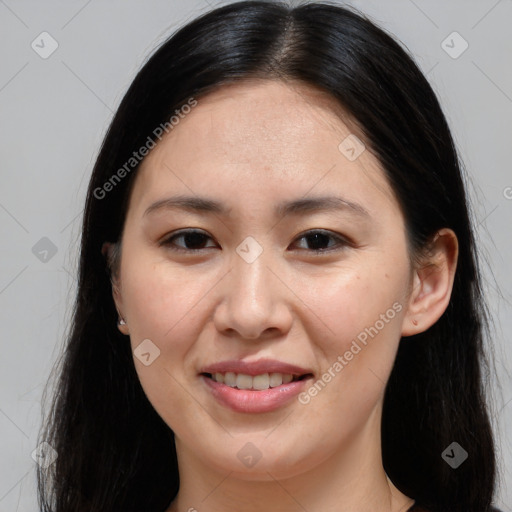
[214,239,292,339]
[231,244,275,316]
[234,246,270,303]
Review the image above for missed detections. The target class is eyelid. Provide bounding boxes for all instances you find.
[292,229,353,254]
[160,229,218,252]
[160,228,353,253]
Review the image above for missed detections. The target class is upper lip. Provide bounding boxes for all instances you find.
[200,358,312,377]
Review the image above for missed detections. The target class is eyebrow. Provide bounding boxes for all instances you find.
[143,194,370,219]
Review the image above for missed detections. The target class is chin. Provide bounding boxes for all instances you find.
[198,440,323,482]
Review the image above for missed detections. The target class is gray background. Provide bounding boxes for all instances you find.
[0,0,510,510]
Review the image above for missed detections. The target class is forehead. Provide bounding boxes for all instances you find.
[183,79,362,153]
[127,79,399,220]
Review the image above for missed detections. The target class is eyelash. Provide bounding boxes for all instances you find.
[160,229,352,255]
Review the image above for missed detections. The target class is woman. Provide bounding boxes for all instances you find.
[37,1,500,511]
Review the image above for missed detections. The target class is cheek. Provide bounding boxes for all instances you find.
[122,255,210,341]
[120,259,212,429]
[303,262,408,399]
[306,263,408,344]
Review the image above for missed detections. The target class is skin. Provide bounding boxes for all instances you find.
[104,79,458,512]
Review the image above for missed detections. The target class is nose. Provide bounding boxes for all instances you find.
[213,247,293,341]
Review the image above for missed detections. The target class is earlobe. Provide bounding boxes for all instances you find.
[117,317,130,335]
[112,284,129,335]
[101,241,129,335]
[401,228,458,337]
[114,292,130,335]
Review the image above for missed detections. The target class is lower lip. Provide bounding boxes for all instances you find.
[201,375,311,413]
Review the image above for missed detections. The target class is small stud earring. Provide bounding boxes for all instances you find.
[118,318,126,326]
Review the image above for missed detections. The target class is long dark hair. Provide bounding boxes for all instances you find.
[37,1,497,511]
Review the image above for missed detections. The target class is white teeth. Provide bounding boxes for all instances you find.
[252,373,270,390]
[236,374,253,390]
[282,374,293,384]
[224,372,236,387]
[210,372,298,390]
[269,372,283,387]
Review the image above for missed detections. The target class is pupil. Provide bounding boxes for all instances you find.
[185,232,206,249]
[308,233,329,250]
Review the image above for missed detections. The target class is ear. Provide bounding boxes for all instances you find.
[401,228,458,337]
[101,241,129,335]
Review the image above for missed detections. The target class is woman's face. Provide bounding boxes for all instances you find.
[112,80,418,480]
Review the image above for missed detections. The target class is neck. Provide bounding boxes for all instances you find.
[166,406,413,512]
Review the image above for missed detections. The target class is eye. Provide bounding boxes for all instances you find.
[160,229,217,252]
[291,229,351,254]
[160,228,351,254]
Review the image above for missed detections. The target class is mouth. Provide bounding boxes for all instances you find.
[201,371,312,391]
[199,359,314,413]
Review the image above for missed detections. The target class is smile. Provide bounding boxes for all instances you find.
[199,359,314,413]
[204,371,306,390]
